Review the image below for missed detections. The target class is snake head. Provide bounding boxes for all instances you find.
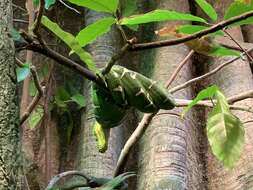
[93,121,109,153]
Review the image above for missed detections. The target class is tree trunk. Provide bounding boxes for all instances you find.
[137,1,205,189]
[197,1,253,189]
[77,10,126,178]
[0,0,21,189]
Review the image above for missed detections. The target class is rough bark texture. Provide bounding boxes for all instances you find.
[198,1,253,189]
[77,11,126,178]
[137,1,204,189]
[0,0,21,189]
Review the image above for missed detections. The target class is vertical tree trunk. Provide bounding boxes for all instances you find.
[0,0,21,189]
[137,1,204,189]
[77,10,126,178]
[197,1,253,189]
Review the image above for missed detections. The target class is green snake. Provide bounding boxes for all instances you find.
[92,65,175,152]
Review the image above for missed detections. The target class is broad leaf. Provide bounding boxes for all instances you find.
[224,0,253,26]
[28,105,44,129]
[122,0,137,17]
[70,94,86,108]
[177,25,224,36]
[76,17,116,47]
[29,80,37,97]
[68,0,119,13]
[119,9,207,25]
[207,90,245,168]
[209,45,240,57]
[16,63,30,82]
[41,16,96,71]
[195,0,217,21]
[33,0,40,7]
[183,85,218,116]
[45,0,56,9]
[54,87,71,108]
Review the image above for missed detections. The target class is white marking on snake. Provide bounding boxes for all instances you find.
[135,88,145,96]
[130,72,137,79]
[113,86,123,92]
[112,71,119,78]
[148,81,157,89]
[120,68,130,79]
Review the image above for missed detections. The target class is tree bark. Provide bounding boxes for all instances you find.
[197,1,253,189]
[0,0,21,189]
[77,10,126,178]
[137,1,205,189]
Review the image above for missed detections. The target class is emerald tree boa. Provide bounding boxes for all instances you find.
[92,65,175,152]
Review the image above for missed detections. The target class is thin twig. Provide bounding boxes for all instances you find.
[58,0,81,14]
[114,113,156,177]
[102,43,131,75]
[45,171,91,190]
[13,19,29,24]
[33,0,45,34]
[169,47,253,93]
[16,58,44,126]
[131,10,253,50]
[223,29,253,63]
[165,50,194,88]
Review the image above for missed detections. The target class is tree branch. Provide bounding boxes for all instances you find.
[131,10,253,50]
[169,47,253,93]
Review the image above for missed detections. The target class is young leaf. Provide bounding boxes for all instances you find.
[28,105,44,129]
[41,16,96,71]
[16,63,30,82]
[209,45,240,57]
[122,0,137,17]
[177,25,224,36]
[119,9,207,25]
[224,0,253,26]
[70,94,86,108]
[195,0,218,21]
[45,0,56,9]
[207,90,245,168]
[76,17,116,47]
[68,0,119,14]
[182,85,218,116]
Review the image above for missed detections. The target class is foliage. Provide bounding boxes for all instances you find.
[207,90,245,168]
[28,105,44,129]
[195,0,218,21]
[16,62,30,82]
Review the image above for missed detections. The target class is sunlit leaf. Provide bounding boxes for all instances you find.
[45,0,56,9]
[122,0,137,17]
[177,25,224,36]
[224,0,253,26]
[182,85,218,116]
[70,94,86,108]
[68,0,119,13]
[28,105,44,129]
[41,16,96,71]
[16,63,30,82]
[76,17,116,47]
[207,90,245,168]
[119,9,207,25]
[209,45,240,57]
[195,0,218,21]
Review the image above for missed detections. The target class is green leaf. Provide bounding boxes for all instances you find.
[45,0,56,9]
[122,0,137,17]
[70,94,86,108]
[11,28,22,41]
[177,25,224,36]
[33,0,40,7]
[209,45,240,57]
[28,105,44,129]
[119,9,207,25]
[76,17,116,47]
[195,0,218,21]
[29,80,37,97]
[207,90,245,168]
[224,0,253,26]
[182,85,218,116]
[68,0,119,13]
[16,63,30,82]
[100,172,135,190]
[41,16,96,71]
